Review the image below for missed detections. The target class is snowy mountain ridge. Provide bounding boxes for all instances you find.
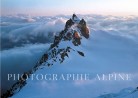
[96,87,138,98]
[1,14,90,98]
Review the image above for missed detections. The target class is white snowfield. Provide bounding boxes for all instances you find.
[1,14,138,98]
[96,87,138,98]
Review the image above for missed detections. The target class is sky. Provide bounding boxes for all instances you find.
[1,0,138,16]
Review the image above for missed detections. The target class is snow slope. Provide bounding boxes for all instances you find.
[11,29,138,98]
[96,87,138,98]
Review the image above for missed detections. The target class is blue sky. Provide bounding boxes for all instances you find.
[1,0,138,16]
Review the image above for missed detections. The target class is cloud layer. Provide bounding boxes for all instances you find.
[1,14,138,50]
[1,15,67,50]
[1,14,138,97]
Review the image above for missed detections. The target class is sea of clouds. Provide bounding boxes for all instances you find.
[1,14,67,50]
[1,14,138,50]
[1,14,138,97]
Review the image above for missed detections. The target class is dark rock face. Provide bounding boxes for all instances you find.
[65,18,74,29]
[79,19,89,39]
[1,14,90,98]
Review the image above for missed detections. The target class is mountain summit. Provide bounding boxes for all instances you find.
[1,14,90,98]
[72,13,80,22]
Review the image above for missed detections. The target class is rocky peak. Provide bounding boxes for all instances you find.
[72,14,79,21]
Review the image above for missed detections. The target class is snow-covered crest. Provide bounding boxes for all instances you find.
[1,14,90,98]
